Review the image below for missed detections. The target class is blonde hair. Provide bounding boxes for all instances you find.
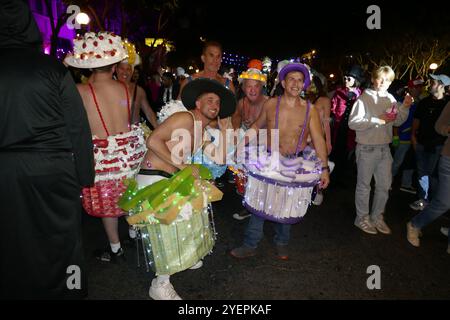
[372,65,395,82]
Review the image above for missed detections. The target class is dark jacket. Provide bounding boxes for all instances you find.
[0,0,94,299]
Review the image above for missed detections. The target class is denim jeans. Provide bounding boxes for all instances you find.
[355,144,392,220]
[415,143,443,200]
[243,214,291,248]
[412,155,450,245]
[392,143,414,188]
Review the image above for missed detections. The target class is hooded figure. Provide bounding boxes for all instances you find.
[0,0,95,299]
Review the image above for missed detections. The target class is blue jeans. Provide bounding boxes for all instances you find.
[243,214,291,248]
[412,155,450,245]
[355,144,392,220]
[415,144,443,200]
[392,143,414,188]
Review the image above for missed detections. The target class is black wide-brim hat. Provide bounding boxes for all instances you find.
[181,78,236,118]
[346,65,365,83]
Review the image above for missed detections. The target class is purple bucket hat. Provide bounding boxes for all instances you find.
[279,63,311,89]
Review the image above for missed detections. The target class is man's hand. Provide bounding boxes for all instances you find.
[379,113,396,124]
[403,93,414,108]
[187,164,201,179]
[319,170,330,189]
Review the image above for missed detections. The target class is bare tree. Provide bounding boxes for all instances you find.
[356,33,450,80]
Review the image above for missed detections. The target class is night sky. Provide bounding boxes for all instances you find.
[168,0,450,69]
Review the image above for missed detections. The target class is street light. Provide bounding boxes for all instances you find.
[429,63,438,71]
[75,12,90,26]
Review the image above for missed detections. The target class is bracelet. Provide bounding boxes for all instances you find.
[321,165,330,172]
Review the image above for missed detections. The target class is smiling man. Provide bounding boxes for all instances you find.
[231,62,330,260]
[178,41,235,98]
[138,78,236,300]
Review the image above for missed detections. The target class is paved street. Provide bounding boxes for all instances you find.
[83,173,450,300]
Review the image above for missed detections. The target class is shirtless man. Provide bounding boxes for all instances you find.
[116,60,158,128]
[232,67,269,130]
[178,41,235,98]
[67,31,147,262]
[231,63,330,260]
[231,66,269,220]
[138,78,236,300]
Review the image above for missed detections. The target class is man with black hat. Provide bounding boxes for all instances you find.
[137,78,236,300]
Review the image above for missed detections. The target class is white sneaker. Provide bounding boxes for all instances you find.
[189,260,203,270]
[371,216,392,235]
[440,227,449,237]
[354,217,377,234]
[149,279,182,300]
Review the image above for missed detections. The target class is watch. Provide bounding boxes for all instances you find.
[321,165,330,172]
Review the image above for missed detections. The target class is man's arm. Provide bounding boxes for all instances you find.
[61,72,95,187]
[137,86,158,128]
[435,101,450,136]
[309,106,330,189]
[146,112,193,169]
[231,99,243,130]
[393,94,413,126]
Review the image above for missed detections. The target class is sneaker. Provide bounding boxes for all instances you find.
[409,199,428,211]
[189,260,203,270]
[354,217,377,234]
[399,186,417,194]
[406,222,420,247]
[149,279,182,300]
[371,216,392,235]
[233,209,251,220]
[94,247,125,263]
[275,245,289,260]
[230,246,257,259]
[440,227,449,237]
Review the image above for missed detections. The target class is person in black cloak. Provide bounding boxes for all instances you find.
[0,0,95,299]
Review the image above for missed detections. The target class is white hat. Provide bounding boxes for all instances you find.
[64,31,128,69]
[176,67,186,77]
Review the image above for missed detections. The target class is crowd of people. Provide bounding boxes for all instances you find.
[1,0,449,300]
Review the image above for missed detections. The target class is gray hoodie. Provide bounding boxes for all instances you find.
[348,88,409,145]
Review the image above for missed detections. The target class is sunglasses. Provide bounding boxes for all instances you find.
[344,76,354,81]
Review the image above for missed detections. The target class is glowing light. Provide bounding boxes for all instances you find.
[429,63,438,70]
[75,12,90,25]
[329,74,335,79]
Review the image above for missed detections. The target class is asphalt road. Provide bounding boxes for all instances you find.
[82,172,450,300]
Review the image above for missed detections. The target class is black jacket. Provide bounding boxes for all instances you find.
[0,0,94,299]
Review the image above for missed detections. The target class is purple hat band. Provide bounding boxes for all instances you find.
[279,63,311,90]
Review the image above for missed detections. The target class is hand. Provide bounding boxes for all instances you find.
[379,113,396,123]
[187,164,201,179]
[319,170,330,189]
[403,93,414,108]
[218,116,230,131]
